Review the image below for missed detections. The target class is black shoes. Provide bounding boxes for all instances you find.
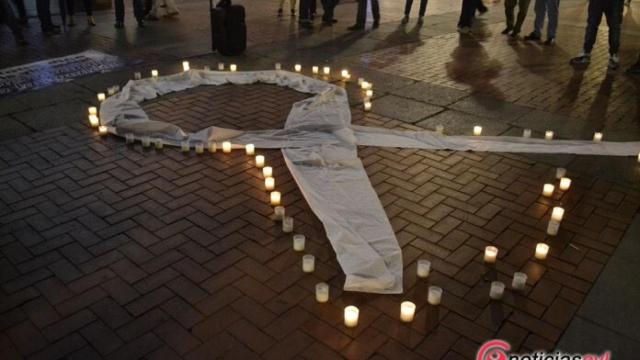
[372,20,380,28]
[501,27,512,35]
[348,24,364,31]
[137,19,145,27]
[544,37,555,46]
[570,53,591,66]
[114,21,124,28]
[523,32,541,41]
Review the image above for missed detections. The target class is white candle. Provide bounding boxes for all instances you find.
[141,136,151,147]
[535,243,549,260]
[484,246,498,263]
[204,66,211,71]
[151,69,159,78]
[88,115,100,128]
[255,155,265,168]
[125,133,135,144]
[312,66,319,74]
[274,206,285,220]
[473,126,482,136]
[365,89,373,98]
[315,283,329,303]
[551,207,564,222]
[98,125,108,136]
[364,101,372,111]
[270,191,281,206]
[88,106,98,115]
[400,301,416,322]
[545,130,554,140]
[512,272,527,290]
[593,132,603,142]
[489,281,505,300]
[218,63,225,71]
[427,286,443,305]
[547,220,560,236]
[435,125,444,135]
[344,306,359,327]
[208,142,217,153]
[282,216,294,233]
[323,66,330,75]
[637,153,640,163]
[134,72,142,80]
[416,259,431,278]
[195,142,204,154]
[302,254,315,272]
[542,184,554,197]
[294,64,302,72]
[97,93,106,102]
[222,141,232,153]
[263,166,273,178]
[181,141,190,152]
[265,177,275,191]
[556,168,566,179]
[230,64,237,72]
[361,81,372,90]
[154,138,163,149]
[357,78,364,85]
[523,129,532,138]
[275,63,281,70]
[182,61,190,72]
[341,69,350,80]
[293,234,305,251]
[559,177,571,191]
[245,144,255,155]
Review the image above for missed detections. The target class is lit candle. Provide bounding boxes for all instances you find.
[361,81,372,90]
[294,64,302,72]
[265,177,275,191]
[141,136,151,147]
[473,126,482,136]
[593,132,603,142]
[125,133,135,144]
[255,155,265,168]
[275,63,281,70]
[182,61,190,72]
[263,166,273,178]
[542,184,554,197]
[312,66,319,74]
[282,216,294,233]
[523,129,532,138]
[484,246,498,263]
[365,89,373,98]
[547,220,560,236]
[302,254,314,272]
[535,243,549,260]
[545,130,554,140]
[323,66,330,75]
[400,301,416,322]
[88,115,100,128]
[230,64,237,72]
[364,101,372,111]
[489,281,505,300]
[293,234,305,251]
[559,177,571,191]
[357,78,364,85]
[218,63,225,71]
[315,283,329,303]
[427,286,443,305]
[97,93,106,102]
[181,141,190,152]
[195,142,204,154]
[556,168,566,179]
[245,144,255,155]
[270,191,281,206]
[435,125,444,135]
[151,69,159,78]
[88,106,98,115]
[134,72,141,80]
[512,272,527,290]
[341,69,350,80]
[344,306,359,327]
[416,259,431,278]
[222,141,232,153]
[208,142,217,153]
[274,206,285,220]
[637,153,640,163]
[98,125,108,136]
[551,207,564,222]
[154,138,164,149]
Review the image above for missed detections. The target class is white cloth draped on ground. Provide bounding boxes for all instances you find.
[99,70,640,294]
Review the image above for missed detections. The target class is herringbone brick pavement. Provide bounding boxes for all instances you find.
[1,83,638,359]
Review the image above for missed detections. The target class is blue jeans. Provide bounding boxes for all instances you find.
[533,0,559,39]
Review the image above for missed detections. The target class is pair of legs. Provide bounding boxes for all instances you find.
[571,0,625,69]
[279,0,297,13]
[0,0,26,43]
[404,0,428,18]
[529,0,559,40]
[321,0,339,24]
[114,0,145,27]
[11,0,27,23]
[504,0,532,35]
[63,0,95,26]
[458,0,479,29]
[349,0,379,29]
[36,0,61,33]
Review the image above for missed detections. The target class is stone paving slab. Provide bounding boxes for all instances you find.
[370,95,444,124]
[415,109,511,135]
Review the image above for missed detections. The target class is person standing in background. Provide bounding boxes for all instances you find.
[278,0,296,17]
[298,0,313,28]
[321,0,338,25]
[347,0,379,31]
[502,0,532,38]
[0,0,27,44]
[114,0,145,28]
[36,0,60,35]
[458,0,479,33]
[523,0,559,45]
[64,0,96,26]
[11,0,27,25]
[402,0,429,25]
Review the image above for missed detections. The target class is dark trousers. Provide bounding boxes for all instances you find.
[36,0,55,29]
[404,0,428,17]
[583,0,624,55]
[355,0,379,25]
[505,0,531,33]
[11,0,26,19]
[65,0,92,16]
[114,0,144,21]
[310,0,316,14]
[458,0,478,27]
[477,0,487,11]
[299,0,311,20]
[321,0,338,21]
[0,0,21,35]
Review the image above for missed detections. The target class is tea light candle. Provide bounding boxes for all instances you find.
[88,106,98,115]
[182,61,190,72]
[154,138,164,149]
[341,69,350,80]
[274,206,285,220]
[134,72,141,80]
[218,63,225,71]
[265,177,275,191]
[230,64,237,72]
[523,129,532,138]
[551,207,564,222]
[473,126,482,136]
[293,234,305,251]
[312,66,319,74]
[416,259,431,278]
[270,191,281,206]
[535,243,549,260]
[222,141,232,153]
[637,153,640,162]
[365,89,373,98]
[294,64,302,72]
[208,142,217,153]
[547,220,560,236]
[357,78,364,85]
[484,246,498,263]
[435,125,444,135]
[98,125,108,136]
[344,306,359,327]
[315,283,329,303]
[427,286,443,305]
[97,93,106,102]
[542,184,554,197]
[361,81,372,90]
[282,216,294,233]
[559,177,571,191]
[245,144,255,155]
[141,136,151,147]
[489,281,505,300]
[556,167,566,179]
[593,132,603,142]
[302,254,315,273]
[400,301,416,322]
[181,141,190,152]
[512,272,527,290]
[195,142,204,154]
[125,133,135,144]
[323,66,330,75]
[364,101,372,111]
[151,69,159,78]
[275,63,281,70]
[88,115,100,128]
[255,155,265,168]
[263,166,273,178]
[545,130,554,140]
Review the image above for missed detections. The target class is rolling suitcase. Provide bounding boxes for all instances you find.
[210,0,247,56]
